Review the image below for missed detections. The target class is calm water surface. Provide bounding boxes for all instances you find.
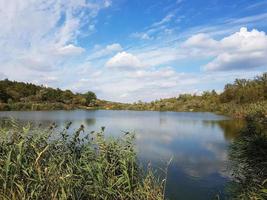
[0,110,243,199]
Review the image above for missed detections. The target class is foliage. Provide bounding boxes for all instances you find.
[228,112,267,199]
[220,74,267,104]
[0,79,98,110]
[83,91,97,105]
[0,122,164,200]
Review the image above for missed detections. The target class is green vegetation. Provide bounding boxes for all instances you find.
[0,122,164,200]
[0,79,98,111]
[84,91,97,105]
[228,112,267,199]
[119,73,267,118]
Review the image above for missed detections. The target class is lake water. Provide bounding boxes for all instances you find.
[0,110,243,199]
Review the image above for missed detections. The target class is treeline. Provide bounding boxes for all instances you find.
[1,73,266,117]
[118,73,267,118]
[0,79,97,110]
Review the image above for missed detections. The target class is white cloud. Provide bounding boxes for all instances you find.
[18,56,55,72]
[0,0,111,80]
[205,52,267,71]
[105,43,123,52]
[183,33,218,49]
[105,52,144,69]
[136,47,183,67]
[206,27,267,71]
[70,59,206,102]
[68,56,263,102]
[128,67,176,79]
[184,27,267,71]
[221,27,267,52]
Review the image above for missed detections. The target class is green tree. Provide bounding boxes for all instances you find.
[84,91,97,105]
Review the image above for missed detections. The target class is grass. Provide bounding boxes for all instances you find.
[0,121,164,200]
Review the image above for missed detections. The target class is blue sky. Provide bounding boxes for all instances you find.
[0,0,267,102]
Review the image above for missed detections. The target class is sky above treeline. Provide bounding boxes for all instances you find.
[0,0,267,102]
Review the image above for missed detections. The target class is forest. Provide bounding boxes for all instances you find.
[0,79,98,110]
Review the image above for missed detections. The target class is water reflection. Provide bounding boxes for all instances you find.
[203,120,245,141]
[0,110,242,200]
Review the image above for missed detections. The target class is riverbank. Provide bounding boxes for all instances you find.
[113,100,267,119]
[1,100,266,119]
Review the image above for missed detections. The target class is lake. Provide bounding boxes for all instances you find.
[0,110,243,199]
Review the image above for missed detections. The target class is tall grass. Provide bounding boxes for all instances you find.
[228,113,267,199]
[0,121,164,200]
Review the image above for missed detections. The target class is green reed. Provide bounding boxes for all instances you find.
[0,121,164,200]
[228,113,267,200]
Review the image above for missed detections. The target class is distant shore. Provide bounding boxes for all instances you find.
[1,73,266,119]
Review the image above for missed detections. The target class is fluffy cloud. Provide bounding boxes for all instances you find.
[183,33,218,49]
[0,0,110,81]
[184,27,267,71]
[105,52,144,69]
[205,51,267,71]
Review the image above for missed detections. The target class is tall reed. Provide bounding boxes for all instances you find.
[0,121,164,200]
[228,113,267,199]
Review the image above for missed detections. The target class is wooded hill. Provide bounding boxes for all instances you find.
[0,79,99,110]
